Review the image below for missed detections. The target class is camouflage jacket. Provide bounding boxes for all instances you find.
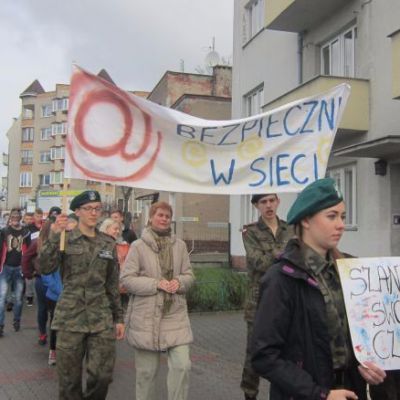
[304,244,351,370]
[38,228,123,333]
[242,217,293,321]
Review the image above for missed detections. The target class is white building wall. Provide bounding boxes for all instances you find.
[230,0,298,265]
[231,0,400,264]
[314,0,400,257]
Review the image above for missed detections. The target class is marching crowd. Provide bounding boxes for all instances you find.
[0,179,398,400]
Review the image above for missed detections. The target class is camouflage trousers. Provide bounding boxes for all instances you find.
[56,329,116,400]
[240,320,260,399]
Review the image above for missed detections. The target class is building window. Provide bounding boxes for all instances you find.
[39,174,51,186]
[40,127,52,140]
[22,107,34,119]
[52,98,69,112]
[326,164,357,226]
[51,122,67,136]
[321,25,357,77]
[21,150,33,165]
[50,171,64,184]
[22,127,34,142]
[41,104,53,117]
[244,85,264,117]
[19,195,28,209]
[244,0,264,42]
[39,151,51,163]
[20,172,32,187]
[50,146,65,160]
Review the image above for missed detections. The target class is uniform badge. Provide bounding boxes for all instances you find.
[98,250,113,260]
[89,191,96,201]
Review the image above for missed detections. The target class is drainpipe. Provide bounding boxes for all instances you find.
[298,32,304,85]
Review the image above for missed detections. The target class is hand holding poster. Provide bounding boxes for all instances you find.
[337,257,400,370]
[65,66,350,194]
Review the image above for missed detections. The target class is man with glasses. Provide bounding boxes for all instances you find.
[38,190,124,400]
[241,194,293,400]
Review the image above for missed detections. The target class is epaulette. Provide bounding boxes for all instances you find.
[242,222,257,235]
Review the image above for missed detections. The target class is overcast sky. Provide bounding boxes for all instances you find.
[0,0,233,175]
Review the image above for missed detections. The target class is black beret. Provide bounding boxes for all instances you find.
[70,191,101,211]
[251,194,272,204]
[48,206,62,216]
[287,178,343,225]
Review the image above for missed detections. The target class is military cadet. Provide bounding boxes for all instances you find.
[251,178,386,400]
[38,190,124,400]
[241,193,293,400]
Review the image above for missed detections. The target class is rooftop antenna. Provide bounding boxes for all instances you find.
[180,59,185,72]
[204,37,220,69]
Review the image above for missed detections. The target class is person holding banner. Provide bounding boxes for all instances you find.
[121,201,194,400]
[251,178,386,400]
[38,190,124,400]
[241,193,293,400]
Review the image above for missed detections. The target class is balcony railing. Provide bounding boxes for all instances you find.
[266,0,348,32]
[262,75,370,134]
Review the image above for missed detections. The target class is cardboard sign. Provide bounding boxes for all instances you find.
[337,257,400,370]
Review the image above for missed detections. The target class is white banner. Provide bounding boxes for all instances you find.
[337,257,400,370]
[65,66,350,194]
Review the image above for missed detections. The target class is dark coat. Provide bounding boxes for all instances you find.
[251,239,366,400]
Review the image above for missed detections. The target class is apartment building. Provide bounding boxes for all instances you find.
[7,71,117,213]
[231,0,400,268]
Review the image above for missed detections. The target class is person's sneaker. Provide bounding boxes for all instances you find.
[38,334,47,345]
[6,302,13,312]
[13,320,20,332]
[48,350,56,366]
[26,297,33,307]
[0,325,3,337]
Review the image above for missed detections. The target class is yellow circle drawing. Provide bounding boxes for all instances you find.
[182,141,207,167]
[317,136,332,166]
[237,136,264,160]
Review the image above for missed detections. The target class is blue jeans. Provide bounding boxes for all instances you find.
[0,265,24,326]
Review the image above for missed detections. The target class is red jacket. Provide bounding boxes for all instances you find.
[21,240,38,279]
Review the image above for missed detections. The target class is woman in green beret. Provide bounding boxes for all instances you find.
[251,178,386,400]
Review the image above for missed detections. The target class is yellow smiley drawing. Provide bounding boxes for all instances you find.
[182,141,208,167]
[237,136,264,160]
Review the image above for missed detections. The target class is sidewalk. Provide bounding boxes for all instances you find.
[0,304,269,399]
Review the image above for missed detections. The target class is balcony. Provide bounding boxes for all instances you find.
[266,0,348,32]
[262,75,370,134]
[389,29,400,100]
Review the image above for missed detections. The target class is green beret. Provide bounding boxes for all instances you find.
[251,194,271,204]
[287,178,343,224]
[70,190,101,211]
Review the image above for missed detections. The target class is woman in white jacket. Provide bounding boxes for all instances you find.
[120,201,194,400]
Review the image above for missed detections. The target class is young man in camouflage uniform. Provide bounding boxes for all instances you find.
[38,191,124,400]
[240,194,293,400]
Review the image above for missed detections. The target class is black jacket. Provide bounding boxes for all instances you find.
[251,239,366,400]
[122,228,137,244]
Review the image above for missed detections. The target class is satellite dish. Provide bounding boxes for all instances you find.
[205,50,220,67]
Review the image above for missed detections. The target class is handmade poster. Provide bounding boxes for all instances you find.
[65,65,350,194]
[337,257,400,370]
